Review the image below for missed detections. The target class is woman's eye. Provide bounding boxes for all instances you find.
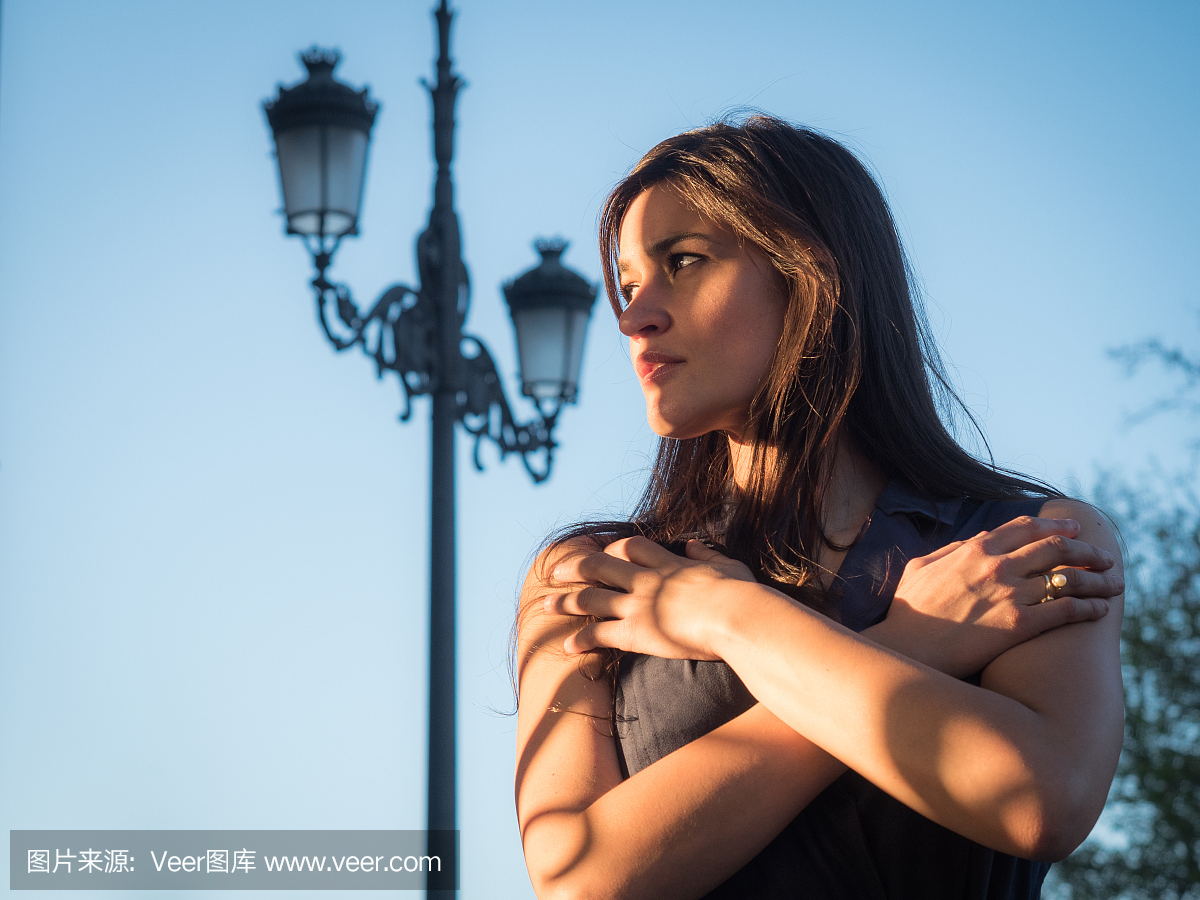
[619,283,638,307]
[669,253,702,274]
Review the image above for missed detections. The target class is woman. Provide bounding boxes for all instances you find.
[514,116,1124,900]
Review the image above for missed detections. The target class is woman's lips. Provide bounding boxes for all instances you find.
[635,351,685,382]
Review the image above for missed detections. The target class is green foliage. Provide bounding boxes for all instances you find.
[1049,476,1200,899]
[1050,333,1200,899]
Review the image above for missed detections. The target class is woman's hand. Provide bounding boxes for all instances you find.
[545,535,761,660]
[873,516,1123,678]
[548,516,1122,675]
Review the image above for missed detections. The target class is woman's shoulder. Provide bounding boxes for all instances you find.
[874,480,1043,537]
[519,523,645,612]
[518,535,600,621]
[953,494,1123,594]
[525,534,603,584]
[514,533,613,682]
[1035,497,1122,562]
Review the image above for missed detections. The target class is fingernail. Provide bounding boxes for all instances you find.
[543,594,556,611]
[1101,549,1115,565]
[551,563,566,581]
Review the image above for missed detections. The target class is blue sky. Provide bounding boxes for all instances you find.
[1,1,1197,897]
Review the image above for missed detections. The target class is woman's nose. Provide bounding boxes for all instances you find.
[617,287,670,338]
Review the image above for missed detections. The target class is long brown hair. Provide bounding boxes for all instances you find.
[515,115,1056,701]
[589,115,1055,594]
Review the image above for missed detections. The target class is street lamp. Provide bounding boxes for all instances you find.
[263,47,375,244]
[263,3,597,895]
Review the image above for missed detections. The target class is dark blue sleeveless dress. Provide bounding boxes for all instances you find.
[614,482,1051,899]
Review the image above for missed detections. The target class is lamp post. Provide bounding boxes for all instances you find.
[263,4,597,895]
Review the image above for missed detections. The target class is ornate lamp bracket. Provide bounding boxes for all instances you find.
[310,251,437,422]
[309,251,560,478]
[456,336,558,483]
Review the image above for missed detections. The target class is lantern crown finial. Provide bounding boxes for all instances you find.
[534,237,568,264]
[504,239,596,313]
[300,47,341,79]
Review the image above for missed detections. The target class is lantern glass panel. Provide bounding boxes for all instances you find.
[324,126,369,233]
[562,308,591,400]
[274,125,369,237]
[513,306,592,402]
[514,307,568,400]
[275,126,323,235]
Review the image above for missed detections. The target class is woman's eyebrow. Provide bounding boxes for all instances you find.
[618,232,714,274]
[651,232,713,255]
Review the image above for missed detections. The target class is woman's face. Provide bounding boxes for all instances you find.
[616,184,787,441]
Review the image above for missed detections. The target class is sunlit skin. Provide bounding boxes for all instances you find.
[616,184,787,447]
[513,190,1126,900]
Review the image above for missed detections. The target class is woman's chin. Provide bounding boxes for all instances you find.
[646,414,720,442]
[647,419,689,440]
[644,403,746,442]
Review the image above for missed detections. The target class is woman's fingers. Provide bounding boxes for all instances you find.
[1025,594,1112,633]
[1011,534,1117,578]
[553,549,641,590]
[683,538,727,561]
[544,585,623,618]
[606,535,681,567]
[564,618,629,655]
[545,536,746,661]
[1024,566,1124,604]
[980,516,1081,555]
[553,535,683,588]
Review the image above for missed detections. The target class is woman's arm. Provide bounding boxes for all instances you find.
[517,515,1119,898]
[976,499,1125,853]
[552,504,1124,862]
[516,541,846,900]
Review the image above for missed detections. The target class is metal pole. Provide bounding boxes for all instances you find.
[427,391,456,898]
[425,2,462,896]
[268,4,587,892]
